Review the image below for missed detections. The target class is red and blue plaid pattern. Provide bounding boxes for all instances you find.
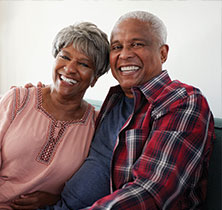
[89,71,215,210]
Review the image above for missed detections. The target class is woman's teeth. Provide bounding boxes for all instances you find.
[61,75,77,85]
[120,66,139,72]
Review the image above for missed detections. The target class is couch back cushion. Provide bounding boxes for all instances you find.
[205,118,222,210]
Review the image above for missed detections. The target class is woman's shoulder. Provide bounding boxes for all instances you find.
[12,87,37,112]
[17,86,37,101]
[0,88,15,106]
[0,86,26,102]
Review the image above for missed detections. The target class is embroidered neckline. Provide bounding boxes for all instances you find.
[36,87,92,125]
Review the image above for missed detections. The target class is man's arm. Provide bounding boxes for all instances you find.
[86,93,214,209]
[52,156,110,209]
[37,133,111,210]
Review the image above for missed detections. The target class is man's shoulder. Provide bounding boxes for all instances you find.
[152,80,205,111]
[161,79,202,100]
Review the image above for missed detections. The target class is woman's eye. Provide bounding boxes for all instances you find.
[79,62,89,68]
[60,55,70,60]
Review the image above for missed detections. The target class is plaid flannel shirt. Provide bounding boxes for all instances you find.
[88,71,214,210]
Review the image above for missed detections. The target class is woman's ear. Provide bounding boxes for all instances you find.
[160,44,169,64]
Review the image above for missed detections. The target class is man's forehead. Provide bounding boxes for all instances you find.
[112,18,150,33]
[110,19,152,43]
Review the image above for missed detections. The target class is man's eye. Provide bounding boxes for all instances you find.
[111,45,122,51]
[60,55,70,60]
[132,42,144,47]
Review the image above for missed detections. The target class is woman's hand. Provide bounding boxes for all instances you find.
[10,191,60,210]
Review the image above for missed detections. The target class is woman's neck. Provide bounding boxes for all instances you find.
[41,87,87,121]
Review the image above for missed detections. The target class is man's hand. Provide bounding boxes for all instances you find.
[10,82,45,90]
[25,82,45,88]
[10,191,60,210]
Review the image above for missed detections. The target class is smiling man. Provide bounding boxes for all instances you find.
[85,11,214,209]
[13,11,215,210]
[109,17,168,98]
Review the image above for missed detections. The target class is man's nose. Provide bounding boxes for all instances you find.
[119,46,134,60]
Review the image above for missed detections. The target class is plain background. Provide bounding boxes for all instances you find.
[0,0,221,118]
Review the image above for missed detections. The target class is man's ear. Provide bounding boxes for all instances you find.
[90,76,98,87]
[160,44,169,64]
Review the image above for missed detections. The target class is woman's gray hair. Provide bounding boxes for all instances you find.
[112,11,167,46]
[52,22,110,77]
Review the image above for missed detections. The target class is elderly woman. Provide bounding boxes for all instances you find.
[0,22,109,209]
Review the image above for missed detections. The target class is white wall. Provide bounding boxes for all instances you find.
[0,0,221,118]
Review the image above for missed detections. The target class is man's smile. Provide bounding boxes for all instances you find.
[119,65,140,72]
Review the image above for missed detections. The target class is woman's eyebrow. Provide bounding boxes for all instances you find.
[60,49,71,56]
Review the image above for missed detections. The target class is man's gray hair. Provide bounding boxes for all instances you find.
[112,11,167,46]
[52,22,110,77]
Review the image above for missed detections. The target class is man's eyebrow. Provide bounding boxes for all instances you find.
[131,38,148,42]
[110,40,120,45]
[132,38,153,45]
[111,38,148,44]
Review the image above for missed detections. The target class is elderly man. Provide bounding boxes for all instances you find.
[12,11,214,210]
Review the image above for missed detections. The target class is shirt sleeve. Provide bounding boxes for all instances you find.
[56,157,110,209]
[85,92,214,209]
[0,89,17,167]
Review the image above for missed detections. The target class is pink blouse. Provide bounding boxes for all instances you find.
[0,87,97,209]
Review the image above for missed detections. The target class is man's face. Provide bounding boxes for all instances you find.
[110,18,168,98]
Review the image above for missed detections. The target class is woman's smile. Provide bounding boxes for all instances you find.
[60,75,78,85]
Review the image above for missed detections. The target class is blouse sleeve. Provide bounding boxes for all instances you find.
[0,88,17,163]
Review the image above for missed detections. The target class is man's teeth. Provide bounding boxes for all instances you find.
[120,66,139,72]
[61,75,77,85]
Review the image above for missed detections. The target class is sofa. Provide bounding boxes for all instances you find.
[205,117,222,210]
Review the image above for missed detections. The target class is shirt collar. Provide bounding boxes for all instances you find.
[137,70,172,104]
[109,70,172,104]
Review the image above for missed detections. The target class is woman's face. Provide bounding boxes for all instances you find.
[52,44,97,99]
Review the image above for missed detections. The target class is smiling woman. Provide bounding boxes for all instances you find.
[51,45,97,112]
[0,22,110,209]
